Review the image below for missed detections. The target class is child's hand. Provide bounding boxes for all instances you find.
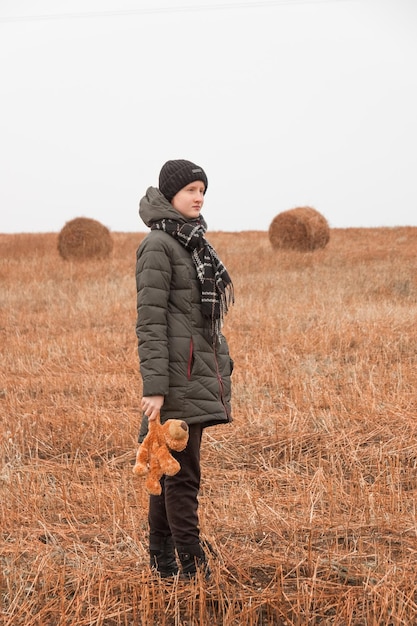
[141,395,164,421]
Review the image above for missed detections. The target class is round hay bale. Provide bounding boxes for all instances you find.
[58,217,113,260]
[268,206,330,251]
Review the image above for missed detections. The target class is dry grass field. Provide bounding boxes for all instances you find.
[1,226,417,625]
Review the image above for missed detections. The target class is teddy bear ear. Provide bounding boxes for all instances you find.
[167,420,188,439]
[165,420,189,452]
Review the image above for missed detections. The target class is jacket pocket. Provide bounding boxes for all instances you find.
[187,338,194,380]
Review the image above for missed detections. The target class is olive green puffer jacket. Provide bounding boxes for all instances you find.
[136,187,233,441]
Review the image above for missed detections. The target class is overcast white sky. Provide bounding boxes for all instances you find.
[1,0,416,233]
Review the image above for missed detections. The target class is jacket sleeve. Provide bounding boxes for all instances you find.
[135,235,172,397]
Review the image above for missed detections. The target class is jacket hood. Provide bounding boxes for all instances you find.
[139,186,187,228]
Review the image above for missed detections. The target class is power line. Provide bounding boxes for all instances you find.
[0,0,361,24]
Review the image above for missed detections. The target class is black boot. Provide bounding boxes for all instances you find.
[149,535,179,578]
[177,543,211,580]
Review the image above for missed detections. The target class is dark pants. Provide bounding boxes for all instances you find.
[148,423,203,548]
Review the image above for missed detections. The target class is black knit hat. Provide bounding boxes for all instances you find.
[158,159,208,202]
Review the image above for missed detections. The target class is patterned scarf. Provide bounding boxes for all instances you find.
[151,218,234,341]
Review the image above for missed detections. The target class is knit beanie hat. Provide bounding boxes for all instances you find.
[158,159,208,202]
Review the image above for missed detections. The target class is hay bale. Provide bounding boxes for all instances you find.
[57,217,113,260]
[268,206,330,251]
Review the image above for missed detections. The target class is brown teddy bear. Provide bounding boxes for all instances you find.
[133,413,189,495]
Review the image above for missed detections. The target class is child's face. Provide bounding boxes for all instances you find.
[171,181,205,220]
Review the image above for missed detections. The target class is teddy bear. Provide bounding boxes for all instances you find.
[133,413,189,495]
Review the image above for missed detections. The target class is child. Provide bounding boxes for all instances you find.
[135,159,234,578]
